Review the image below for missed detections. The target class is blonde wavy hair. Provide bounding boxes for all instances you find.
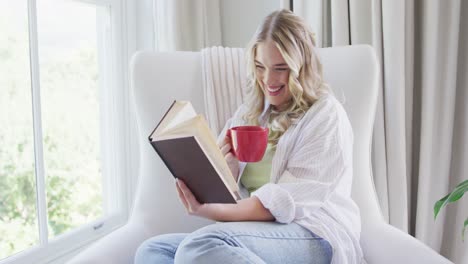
[243,9,329,146]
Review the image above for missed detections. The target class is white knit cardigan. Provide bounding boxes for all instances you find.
[217,94,365,264]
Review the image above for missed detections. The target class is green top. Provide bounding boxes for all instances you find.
[240,141,276,196]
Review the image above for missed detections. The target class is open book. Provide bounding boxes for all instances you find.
[149,101,240,204]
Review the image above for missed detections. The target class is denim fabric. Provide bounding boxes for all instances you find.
[135,221,332,264]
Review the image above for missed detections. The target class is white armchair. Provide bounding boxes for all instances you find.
[69,45,452,264]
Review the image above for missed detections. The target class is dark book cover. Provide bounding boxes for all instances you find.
[148,100,176,142]
[150,136,237,204]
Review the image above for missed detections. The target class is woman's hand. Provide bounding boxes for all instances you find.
[175,179,274,222]
[175,179,223,220]
[218,136,240,181]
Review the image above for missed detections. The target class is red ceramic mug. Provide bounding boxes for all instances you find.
[226,126,269,162]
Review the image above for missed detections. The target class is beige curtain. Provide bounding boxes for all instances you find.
[294,0,468,262]
[153,0,222,51]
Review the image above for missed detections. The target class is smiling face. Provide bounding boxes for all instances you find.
[254,40,292,111]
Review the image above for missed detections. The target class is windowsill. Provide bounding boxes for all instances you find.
[0,213,128,264]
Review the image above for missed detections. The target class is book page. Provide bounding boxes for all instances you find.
[194,133,240,196]
[155,114,202,140]
[152,101,197,138]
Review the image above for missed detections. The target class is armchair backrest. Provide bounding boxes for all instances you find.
[318,46,382,224]
[130,45,383,235]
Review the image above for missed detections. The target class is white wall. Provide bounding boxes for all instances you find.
[134,0,283,49]
[220,0,281,48]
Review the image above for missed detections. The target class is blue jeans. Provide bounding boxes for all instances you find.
[134,221,332,264]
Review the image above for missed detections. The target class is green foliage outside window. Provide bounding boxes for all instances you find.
[0,14,103,259]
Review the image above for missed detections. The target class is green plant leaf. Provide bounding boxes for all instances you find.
[463,218,467,242]
[434,180,468,219]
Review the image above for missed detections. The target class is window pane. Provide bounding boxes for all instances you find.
[0,0,40,259]
[36,0,106,238]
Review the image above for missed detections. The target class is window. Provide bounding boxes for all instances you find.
[0,0,133,262]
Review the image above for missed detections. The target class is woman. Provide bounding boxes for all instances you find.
[135,9,363,264]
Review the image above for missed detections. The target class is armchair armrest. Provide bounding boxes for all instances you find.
[68,222,147,264]
[361,222,453,264]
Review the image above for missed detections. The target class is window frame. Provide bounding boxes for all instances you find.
[0,0,136,263]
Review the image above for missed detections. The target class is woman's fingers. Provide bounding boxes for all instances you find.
[176,179,200,213]
[175,180,189,209]
[217,136,230,147]
[225,152,236,162]
[178,180,194,201]
[220,142,231,156]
